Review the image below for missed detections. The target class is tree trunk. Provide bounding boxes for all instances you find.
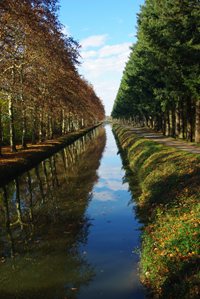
[136,115,139,127]
[179,101,184,139]
[187,97,192,142]
[81,118,84,128]
[32,101,37,145]
[69,118,72,132]
[39,113,43,143]
[59,108,62,135]
[166,111,170,136]
[158,114,162,131]
[21,104,27,149]
[66,118,70,133]
[149,117,152,128]
[62,109,65,135]
[8,94,17,152]
[46,114,49,139]
[195,99,200,143]
[49,115,53,139]
[162,112,166,135]
[175,103,180,137]
[154,114,159,131]
[20,63,27,149]
[169,110,173,136]
[0,105,2,156]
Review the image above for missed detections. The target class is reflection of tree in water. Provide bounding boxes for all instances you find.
[0,127,106,298]
[112,127,143,221]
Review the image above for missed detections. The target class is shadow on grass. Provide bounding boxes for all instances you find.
[135,165,200,223]
[159,256,200,299]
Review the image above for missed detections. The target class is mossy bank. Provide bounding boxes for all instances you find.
[112,124,200,299]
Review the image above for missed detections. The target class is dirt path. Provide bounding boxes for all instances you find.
[119,124,200,155]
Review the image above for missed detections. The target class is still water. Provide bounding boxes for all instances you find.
[0,125,145,299]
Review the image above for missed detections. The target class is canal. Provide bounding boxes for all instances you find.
[0,125,145,299]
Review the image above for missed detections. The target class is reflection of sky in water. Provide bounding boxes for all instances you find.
[95,126,129,200]
[95,180,129,191]
[79,125,145,299]
[98,164,125,180]
[96,126,127,188]
[92,190,116,202]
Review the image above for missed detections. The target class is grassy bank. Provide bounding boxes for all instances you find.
[112,124,200,299]
[0,124,101,187]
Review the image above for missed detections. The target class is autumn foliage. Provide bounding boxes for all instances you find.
[0,0,105,153]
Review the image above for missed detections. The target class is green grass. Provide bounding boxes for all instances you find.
[113,124,200,299]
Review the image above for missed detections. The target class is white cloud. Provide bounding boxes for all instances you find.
[80,34,109,50]
[78,35,132,115]
[81,51,130,78]
[81,42,131,59]
[98,42,131,58]
[81,50,97,59]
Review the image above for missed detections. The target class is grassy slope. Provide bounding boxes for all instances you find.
[113,124,200,299]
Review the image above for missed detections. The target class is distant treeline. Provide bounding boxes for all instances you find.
[111,0,200,143]
[0,0,105,154]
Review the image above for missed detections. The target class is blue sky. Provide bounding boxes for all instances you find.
[58,0,145,115]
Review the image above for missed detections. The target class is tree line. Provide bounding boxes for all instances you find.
[0,0,105,154]
[111,0,200,143]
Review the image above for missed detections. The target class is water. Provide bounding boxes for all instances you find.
[0,125,145,299]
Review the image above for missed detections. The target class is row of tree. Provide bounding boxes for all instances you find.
[111,0,200,142]
[0,0,105,153]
